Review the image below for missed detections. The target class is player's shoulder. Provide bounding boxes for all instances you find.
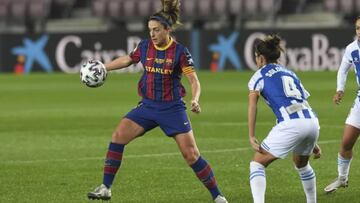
[345,39,358,51]
[138,39,151,46]
[172,39,188,51]
[249,69,263,82]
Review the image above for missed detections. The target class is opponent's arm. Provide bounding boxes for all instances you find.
[185,72,201,114]
[248,91,261,152]
[334,52,352,105]
[104,55,133,71]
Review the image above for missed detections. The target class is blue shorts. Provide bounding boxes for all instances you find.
[125,99,192,137]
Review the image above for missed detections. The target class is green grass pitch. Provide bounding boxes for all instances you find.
[1,71,360,202]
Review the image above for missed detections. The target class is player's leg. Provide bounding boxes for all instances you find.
[292,118,319,203]
[89,103,157,200]
[250,151,277,203]
[104,118,146,187]
[250,119,307,203]
[88,118,146,200]
[325,99,360,193]
[173,131,227,203]
[293,155,316,203]
[339,124,360,177]
[324,124,360,193]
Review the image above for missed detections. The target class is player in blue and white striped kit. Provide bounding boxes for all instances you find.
[325,16,360,193]
[248,34,321,203]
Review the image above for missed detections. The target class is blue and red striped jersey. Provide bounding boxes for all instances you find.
[129,37,195,102]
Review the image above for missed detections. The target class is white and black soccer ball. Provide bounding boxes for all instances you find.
[80,59,107,88]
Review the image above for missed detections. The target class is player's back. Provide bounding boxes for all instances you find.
[256,64,314,123]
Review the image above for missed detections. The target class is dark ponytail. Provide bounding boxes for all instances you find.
[255,34,284,63]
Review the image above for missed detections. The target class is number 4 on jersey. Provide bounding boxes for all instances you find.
[282,76,302,99]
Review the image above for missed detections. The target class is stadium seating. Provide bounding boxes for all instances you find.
[10,0,28,23]
[1,0,337,33]
[92,0,108,18]
[324,0,337,12]
[28,0,51,21]
[181,0,196,20]
[356,0,360,12]
[228,0,243,16]
[0,0,10,22]
[138,0,153,17]
[89,0,283,26]
[340,0,354,13]
[324,0,360,14]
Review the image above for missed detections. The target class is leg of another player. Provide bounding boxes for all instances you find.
[338,124,360,180]
[174,131,227,202]
[250,151,277,203]
[293,155,316,203]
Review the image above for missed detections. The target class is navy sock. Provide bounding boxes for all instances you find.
[191,156,221,199]
[102,142,125,188]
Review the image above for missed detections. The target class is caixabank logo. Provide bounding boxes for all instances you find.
[11,35,53,74]
[208,32,242,72]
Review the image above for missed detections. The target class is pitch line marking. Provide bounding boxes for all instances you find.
[2,140,339,165]
[200,122,344,129]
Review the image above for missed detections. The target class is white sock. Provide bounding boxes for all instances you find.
[296,163,316,203]
[338,153,351,180]
[250,161,266,203]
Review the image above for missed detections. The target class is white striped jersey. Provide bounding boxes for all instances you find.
[248,64,316,123]
[337,39,360,97]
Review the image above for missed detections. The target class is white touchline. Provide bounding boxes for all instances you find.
[3,140,340,165]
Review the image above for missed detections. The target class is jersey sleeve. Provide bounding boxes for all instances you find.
[336,45,353,92]
[248,70,264,92]
[180,48,195,75]
[342,45,353,64]
[129,40,143,64]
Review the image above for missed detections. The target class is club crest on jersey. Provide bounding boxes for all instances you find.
[166,58,173,65]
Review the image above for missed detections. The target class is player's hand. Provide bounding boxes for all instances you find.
[312,144,321,159]
[249,137,261,152]
[333,91,344,105]
[191,99,201,114]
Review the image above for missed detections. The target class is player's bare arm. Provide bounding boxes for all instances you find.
[185,71,201,114]
[248,91,260,152]
[104,55,133,71]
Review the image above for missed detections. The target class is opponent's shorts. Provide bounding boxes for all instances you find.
[125,99,192,137]
[260,118,320,159]
[345,98,360,129]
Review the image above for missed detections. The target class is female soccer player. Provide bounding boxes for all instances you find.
[87,0,227,202]
[324,16,360,193]
[248,34,321,203]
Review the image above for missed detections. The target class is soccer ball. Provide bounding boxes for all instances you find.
[80,59,107,88]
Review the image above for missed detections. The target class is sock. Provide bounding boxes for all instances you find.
[190,156,221,199]
[250,161,266,203]
[338,153,352,180]
[296,163,316,203]
[102,142,125,188]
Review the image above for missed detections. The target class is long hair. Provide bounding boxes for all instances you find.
[150,0,181,30]
[254,34,284,63]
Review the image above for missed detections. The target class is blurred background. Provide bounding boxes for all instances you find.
[0,0,358,73]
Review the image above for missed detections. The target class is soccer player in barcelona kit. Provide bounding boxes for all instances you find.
[87,0,228,202]
[324,16,360,193]
[248,34,321,203]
